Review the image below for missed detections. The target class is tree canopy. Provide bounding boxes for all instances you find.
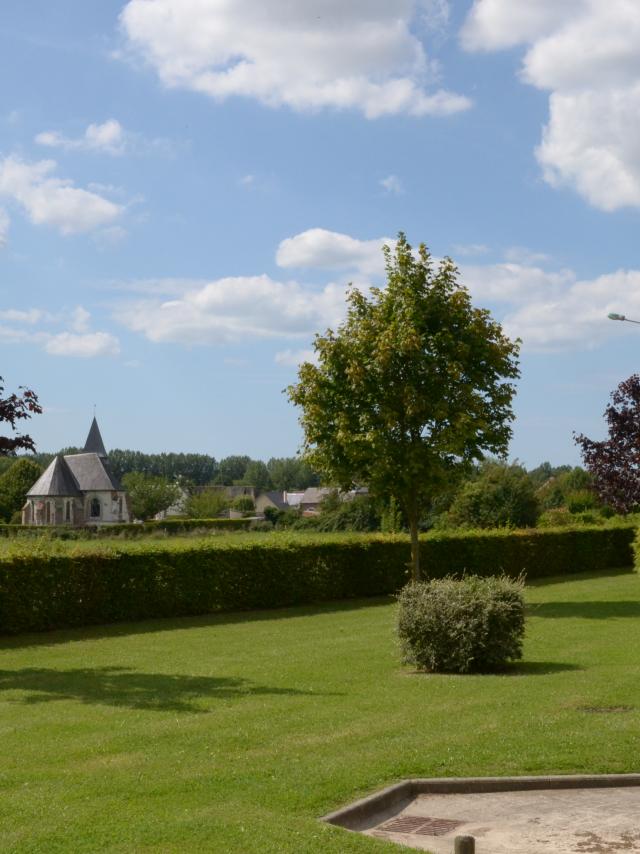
[288,233,520,580]
[0,376,42,456]
[575,374,640,513]
[444,460,539,529]
[121,472,182,521]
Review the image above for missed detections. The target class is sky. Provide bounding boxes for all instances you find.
[2,0,640,467]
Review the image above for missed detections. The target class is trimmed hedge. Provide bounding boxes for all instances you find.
[0,517,252,538]
[0,525,634,634]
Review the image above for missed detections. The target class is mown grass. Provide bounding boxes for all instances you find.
[1,568,639,852]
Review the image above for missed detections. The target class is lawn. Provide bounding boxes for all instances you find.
[1,568,639,853]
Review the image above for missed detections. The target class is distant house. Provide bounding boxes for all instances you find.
[299,486,369,516]
[22,418,131,527]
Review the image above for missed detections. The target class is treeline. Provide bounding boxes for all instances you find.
[16,450,320,490]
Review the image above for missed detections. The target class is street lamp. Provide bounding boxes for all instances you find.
[608,313,640,325]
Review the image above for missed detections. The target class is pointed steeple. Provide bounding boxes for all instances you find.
[83,417,108,458]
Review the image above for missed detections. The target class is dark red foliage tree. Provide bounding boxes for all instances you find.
[0,377,42,455]
[574,374,640,513]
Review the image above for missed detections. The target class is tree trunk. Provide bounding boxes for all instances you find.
[408,507,421,583]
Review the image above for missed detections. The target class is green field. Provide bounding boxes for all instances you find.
[1,568,639,852]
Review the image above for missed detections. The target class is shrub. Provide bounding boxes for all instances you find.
[232,496,255,513]
[184,490,229,518]
[445,461,540,529]
[397,575,525,673]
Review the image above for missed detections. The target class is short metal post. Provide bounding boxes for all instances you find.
[454,835,475,854]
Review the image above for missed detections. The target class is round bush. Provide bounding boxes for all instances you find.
[396,575,525,673]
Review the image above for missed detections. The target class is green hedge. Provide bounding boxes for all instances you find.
[0,517,252,538]
[0,525,634,634]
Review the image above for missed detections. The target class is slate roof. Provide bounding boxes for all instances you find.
[83,417,107,458]
[300,487,333,505]
[65,453,121,492]
[27,455,81,497]
[261,490,288,510]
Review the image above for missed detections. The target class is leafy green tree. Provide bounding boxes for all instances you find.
[121,472,182,521]
[266,457,320,490]
[232,496,255,513]
[444,460,539,529]
[238,460,272,491]
[214,456,252,485]
[0,458,42,522]
[288,233,520,581]
[184,489,229,518]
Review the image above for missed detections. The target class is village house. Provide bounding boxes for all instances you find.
[22,418,131,527]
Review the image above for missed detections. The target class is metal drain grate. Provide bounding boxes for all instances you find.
[380,815,464,837]
[415,818,464,837]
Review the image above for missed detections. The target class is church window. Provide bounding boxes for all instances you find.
[65,501,71,522]
[90,498,101,518]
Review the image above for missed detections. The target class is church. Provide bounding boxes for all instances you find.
[22,418,131,527]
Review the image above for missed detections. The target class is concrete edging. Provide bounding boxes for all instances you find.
[321,774,640,831]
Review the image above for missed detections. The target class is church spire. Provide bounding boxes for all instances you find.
[83,417,107,458]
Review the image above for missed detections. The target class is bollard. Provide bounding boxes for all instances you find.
[454,835,475,854]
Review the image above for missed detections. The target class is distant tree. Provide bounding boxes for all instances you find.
[266,457,320,490]
[444,460,539,529]
[288,234,520,581]
[575,374,640,513]
[238,460,272,491]
[527,461,572,489]
[108,449,217,485]
[214,455,251,485]
[0,377,42,455]
[0,458,43,522]
[121,472,182,520]
[184,489,229,518]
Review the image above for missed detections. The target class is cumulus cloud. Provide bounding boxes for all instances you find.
[461,262,640,350]
[115,275,349,345]
[0,306,120,357]
[119,0,471,118]
[276,228,392,276]
[36,119,127,155]
[0,157,123,234]
[461,0,640,210]
[44,331,120,357]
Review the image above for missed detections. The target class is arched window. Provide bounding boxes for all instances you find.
[90,498,101,518]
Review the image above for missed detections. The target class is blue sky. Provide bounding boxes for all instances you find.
[2,0,640,466]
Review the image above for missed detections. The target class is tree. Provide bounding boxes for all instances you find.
[575,374,640,513]
[184,489,229,518]
[0,377,42,455]
[121,472,182,520]
[0,458,42,522]
[444,460,539,529]
[267,457,320,490]
[214,455,251,485]
[288,234,520,581]
[238,460,272,491]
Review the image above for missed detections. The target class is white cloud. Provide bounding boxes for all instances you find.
[44,331,120,358]
[115,274,348,345]
[0,305,120,357]
[461,0,640,210]
[274,348,318,367]
[0,207,8,247]
[239,174,255,188]
[503,246,551,266]
[0,308,44,324]
[462,262,640,351]
[119,0,471,118]
[380,174,404,195]
[276,228,392,275]
[36,119,127,155]
[0,157,123,235]
[452,242,489,257]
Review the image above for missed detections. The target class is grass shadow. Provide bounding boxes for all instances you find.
[0,666,338,713]
[502,660,583,676]
[529,601,640,619]
[527,567,635,588]
[0,597,395,652]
